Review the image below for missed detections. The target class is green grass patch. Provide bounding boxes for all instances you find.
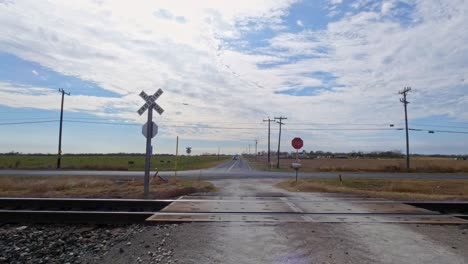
[0,155,230,171]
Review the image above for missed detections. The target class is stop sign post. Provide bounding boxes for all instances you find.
[291,137,303,182]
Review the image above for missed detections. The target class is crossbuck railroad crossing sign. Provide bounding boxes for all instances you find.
[138,88,164,199]
[138,89,164,116]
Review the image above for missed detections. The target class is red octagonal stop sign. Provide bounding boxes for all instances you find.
[291,137,303,150]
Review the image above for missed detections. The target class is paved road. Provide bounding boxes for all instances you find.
[1,156,468,179]
[206,156,252,172]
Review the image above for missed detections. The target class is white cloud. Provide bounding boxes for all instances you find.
[328,0,343,5]
[296,19,304,27]
[0,0,467,153]
[31,69,38,76]
[381,1,396,15]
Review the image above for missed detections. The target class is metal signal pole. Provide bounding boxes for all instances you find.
[144,105,154,197]
[399,87,412,172]
[263,118,274,166]
[57,89,70,169]
[274,116,287,169]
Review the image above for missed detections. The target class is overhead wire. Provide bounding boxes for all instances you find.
[1,119,468,134]
[0,120,59,126]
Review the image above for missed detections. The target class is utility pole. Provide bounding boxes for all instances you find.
[399,87,411,172]
[57,89,70,169]
[254,139,258,161]
[174,136,179,179]
[263,118,274,166]
[274,116,287,169]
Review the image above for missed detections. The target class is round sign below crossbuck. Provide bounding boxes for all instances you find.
[142,122,158,138]
[291,137,303,150]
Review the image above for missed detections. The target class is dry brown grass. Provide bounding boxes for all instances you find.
[278,178,468,200]
[0,176,216,199]
[249,156,468,173]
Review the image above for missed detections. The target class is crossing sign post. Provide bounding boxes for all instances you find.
[291,137,303,182]
[138,89,164,198]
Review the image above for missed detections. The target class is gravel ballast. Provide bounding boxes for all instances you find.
[0,224,178,264]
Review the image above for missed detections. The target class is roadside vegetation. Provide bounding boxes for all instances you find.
[279,178,468,200]
[0,176,216,199]
[0,154,230,171]
[246,156,468,173]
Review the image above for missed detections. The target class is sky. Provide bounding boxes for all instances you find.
[0,0,467,155]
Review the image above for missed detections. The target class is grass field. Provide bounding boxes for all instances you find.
[279,178,468,200]
[0,155,230,171]
[0,175,216,199]
[247,156,468,173]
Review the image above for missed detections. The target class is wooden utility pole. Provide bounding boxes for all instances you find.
[254,139,258,161]
[57,88,70,169]
[399,87,412,172]
[263,118,274,166]
[274,116,287,169]
[174,136,179,179]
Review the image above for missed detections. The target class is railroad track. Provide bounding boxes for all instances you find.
[1,197,467,224]
[0,198,172,224]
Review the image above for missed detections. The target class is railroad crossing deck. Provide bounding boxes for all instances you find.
[147,194,468,224]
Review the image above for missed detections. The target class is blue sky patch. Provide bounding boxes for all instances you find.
[275,71,341,96]
[283,0,333,31]
[275,86,326,96]
[0,52,120,98]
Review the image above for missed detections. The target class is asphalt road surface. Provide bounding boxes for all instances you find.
[1,156,468,179]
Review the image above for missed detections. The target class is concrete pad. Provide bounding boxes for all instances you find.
[147,212,468,224]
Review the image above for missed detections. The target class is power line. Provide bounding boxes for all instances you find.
[286,122,396,126]
[285,128,401,131]
[3,114,468,129]
[410,128,468,134]
[0,116,57,121]
[64,120,139,126]
[412,123,468,129]
[2,119,468,135]
[0,120,58,126]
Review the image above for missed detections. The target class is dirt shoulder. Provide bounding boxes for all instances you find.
[0,175,216,199]
[278,178,468,201]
